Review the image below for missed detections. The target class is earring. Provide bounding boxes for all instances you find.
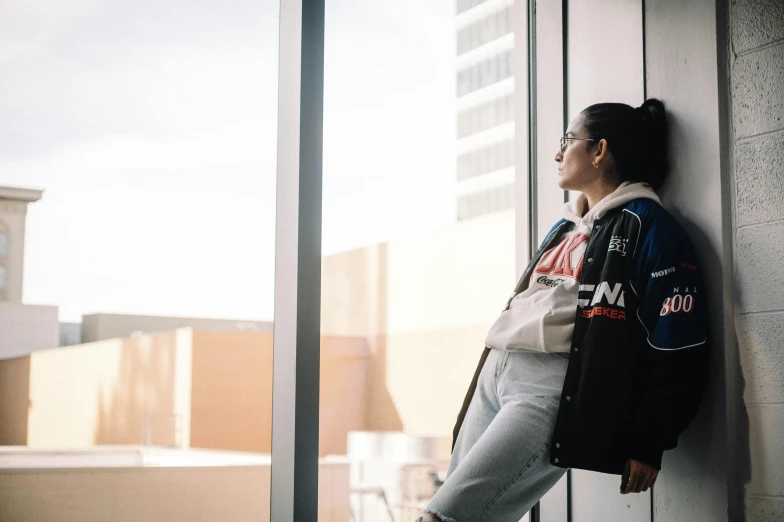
[593,161,599,169]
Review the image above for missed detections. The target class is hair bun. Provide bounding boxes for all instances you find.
[581,99,669,189]
[637,99,668,186]
[637,99,666,127]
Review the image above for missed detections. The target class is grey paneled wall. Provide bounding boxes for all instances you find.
[538,467,568,521]
[571,470,650,521]
[564,0,645,203]
[566,1,649,518]
[566,0,644,114]
[645,0,729,521]
[529,0,650,520]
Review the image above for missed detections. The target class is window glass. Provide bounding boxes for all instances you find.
[457,0,493,15]
[320,0,520,519]
[457,94,514,138]
[457,49,513,97]
[457,7,513,55]
[0,0,277,518]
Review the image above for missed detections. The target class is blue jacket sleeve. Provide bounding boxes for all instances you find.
[627,218,710,469]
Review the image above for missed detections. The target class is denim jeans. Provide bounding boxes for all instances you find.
[418,349,569,522]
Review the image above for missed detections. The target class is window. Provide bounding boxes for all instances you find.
[457,139,515,181]
[457,6,514,55]
[316,1,518,519]
[2,0,277,517]
[457,0,493,15]
[457,183,515,220]
[457,49,514,97]
[457,94,514,138]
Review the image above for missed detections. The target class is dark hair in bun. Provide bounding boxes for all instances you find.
[580,98,669,189]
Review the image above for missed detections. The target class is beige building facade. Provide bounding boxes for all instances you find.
[0,205,514,520]
[0,329,370,457]
[0,206,513,451]
[0,447,350,522]
[81,313,273,344]
[320,208,515,437]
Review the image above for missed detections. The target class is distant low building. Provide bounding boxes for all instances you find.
[81,312,272,344]
[0,328,368,457]
[59,322,82,347]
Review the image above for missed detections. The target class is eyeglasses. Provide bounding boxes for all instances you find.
[560,135,597,152]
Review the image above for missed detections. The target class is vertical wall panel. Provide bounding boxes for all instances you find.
[525,0,729,519]
[567,0,644,115]
[565,0,645,203]
[538,470,569,522]
[646,0,730,521]
[571,470,651,521]
[565,1,650,520]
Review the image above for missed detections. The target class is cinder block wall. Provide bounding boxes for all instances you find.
[726,1,784,520]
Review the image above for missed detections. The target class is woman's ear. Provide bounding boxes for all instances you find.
[595,138,610,164]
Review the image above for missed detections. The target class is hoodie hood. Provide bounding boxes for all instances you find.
[563,182,660,230]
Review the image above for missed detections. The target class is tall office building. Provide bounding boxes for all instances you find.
[455,0,515,221]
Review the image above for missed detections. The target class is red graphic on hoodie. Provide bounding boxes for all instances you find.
[534,233,590,280]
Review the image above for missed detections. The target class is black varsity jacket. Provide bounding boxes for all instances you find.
[452,198,709,474]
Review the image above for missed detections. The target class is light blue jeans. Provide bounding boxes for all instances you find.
[418,349,570,522]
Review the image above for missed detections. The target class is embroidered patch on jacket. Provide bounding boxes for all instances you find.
[577,282,627,320]
[660,287,698,316]
[608,235,628,256]
[651,267,676,278]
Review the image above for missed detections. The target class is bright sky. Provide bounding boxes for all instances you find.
[0,0,456,323]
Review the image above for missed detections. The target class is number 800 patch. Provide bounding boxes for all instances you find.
[660,294,695,316]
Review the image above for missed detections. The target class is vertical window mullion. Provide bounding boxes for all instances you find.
[271,0,325,521]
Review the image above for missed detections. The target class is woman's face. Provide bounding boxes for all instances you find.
[554,113,601,192]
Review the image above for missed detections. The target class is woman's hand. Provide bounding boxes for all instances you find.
[620,458,658,494]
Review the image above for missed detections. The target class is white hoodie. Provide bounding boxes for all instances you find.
[484,182,661,352]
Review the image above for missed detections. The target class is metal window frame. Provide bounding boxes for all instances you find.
[562,0,569,206]
[271,0,325,521]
